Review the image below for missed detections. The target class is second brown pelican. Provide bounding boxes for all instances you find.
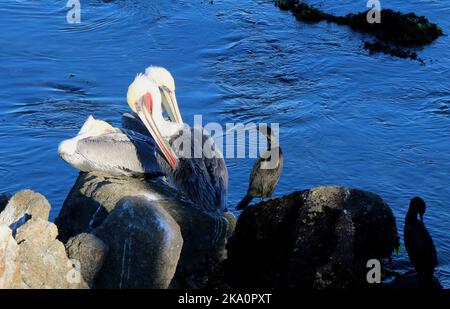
[236,125,283,210]
[126,73,228,212]
[404,197,438,277]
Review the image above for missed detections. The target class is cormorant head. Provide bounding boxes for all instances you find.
[410,196,426,222]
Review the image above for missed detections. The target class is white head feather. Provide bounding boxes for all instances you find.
[145,66,176,92]
[126,73,162,113]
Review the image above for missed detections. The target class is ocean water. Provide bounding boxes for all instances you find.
[0,0,448,287]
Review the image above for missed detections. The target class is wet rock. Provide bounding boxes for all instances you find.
[274,1,443,60]
[225,186,399,288]
[0,189,51,232]
[0,192,11,213]
[16,218,88,288]
[346,9,443,47]
[364,41,422,62]
[390,271,442,289]
[0,224,21,288]
[65,233,108,288]
[275,0,298,11]
[93,197,182,288]
[56,172,235,288]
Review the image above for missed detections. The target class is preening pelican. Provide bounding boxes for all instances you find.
[58,115,162,176]
[127,73,228,212]
[145,66,183,124]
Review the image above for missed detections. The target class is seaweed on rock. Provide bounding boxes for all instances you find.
[274,1,443,61]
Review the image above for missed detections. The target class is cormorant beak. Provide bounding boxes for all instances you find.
[419,213,424,223]
[160,86,183,124]
[135,94,178,169]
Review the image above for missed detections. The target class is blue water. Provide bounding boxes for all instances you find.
[0,0,448,287]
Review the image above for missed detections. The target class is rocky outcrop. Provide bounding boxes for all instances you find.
[56,172,236,288]
[0,224,21,288]
[224,186,399,288]
[0,189,51,232]
[16,218,88,288]
[274,1,443,61]
[65,233,108,288]
[0,190,88,289]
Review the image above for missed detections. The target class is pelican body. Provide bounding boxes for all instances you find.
[126,70,228,213]
[404,197,438,277]
[59,67,228,213]
[236,125,283,210]
[58,115,162,176]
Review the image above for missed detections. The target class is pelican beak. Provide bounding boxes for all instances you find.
[135,94,178,168]
[160,86,183,123]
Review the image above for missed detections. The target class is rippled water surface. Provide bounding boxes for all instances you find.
[0,0,448,287]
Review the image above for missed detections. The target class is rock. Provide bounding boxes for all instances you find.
[364,41,422,62]
[0,224,21,288]
[0,189,51,232]
[15,218,58,244]
[275,2,443,60]
[0,192,11,213]
[56,172,235,288]
[65,233,108,288]
[275,0,298,11]
[224,186,399,288]
[16,218,88,288]
[93,197,182,288]
[390,271,442,289]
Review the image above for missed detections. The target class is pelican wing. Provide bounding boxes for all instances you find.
[75,130,161,176]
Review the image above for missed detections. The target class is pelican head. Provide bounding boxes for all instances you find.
[127,74,178,168]
[145,66,183,124]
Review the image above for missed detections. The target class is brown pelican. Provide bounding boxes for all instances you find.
[58,115,162,176]
[236,125,283,210]
[404,197,438,277]
[126,73,228,212]
[59,66,182,177]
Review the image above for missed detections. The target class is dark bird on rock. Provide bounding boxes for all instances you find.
[236,125,283,210]
[404,196,438,278]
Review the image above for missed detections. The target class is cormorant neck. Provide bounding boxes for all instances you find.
[406,207,419,222]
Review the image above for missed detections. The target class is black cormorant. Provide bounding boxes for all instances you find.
[404,196,438,277]
[236,125,283,210]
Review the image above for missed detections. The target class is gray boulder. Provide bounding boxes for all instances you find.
[0,224,21,288]
[0,190,51,232]
[65,233,108,288]
[93,197,182,288]
[225,186,399,288]
[56,172,235,288]
[16,218,88,288]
